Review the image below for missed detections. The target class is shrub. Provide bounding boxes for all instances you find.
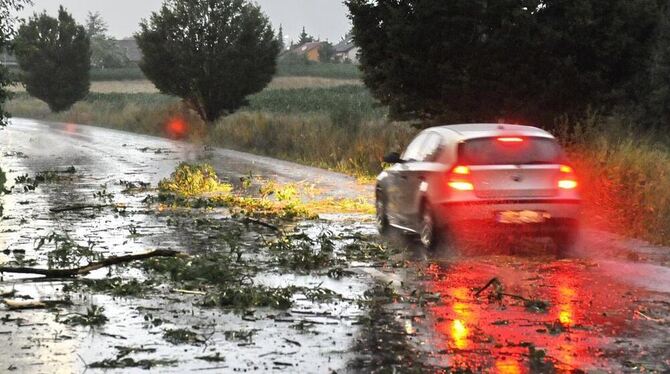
[158,163,232,197]
[136,0,279,122]
[14,6,90,112]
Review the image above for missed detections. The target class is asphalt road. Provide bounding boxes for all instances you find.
[1,118,669,373]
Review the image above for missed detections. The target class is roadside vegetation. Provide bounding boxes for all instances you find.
[8,88,670,244]
[5,0,670,247]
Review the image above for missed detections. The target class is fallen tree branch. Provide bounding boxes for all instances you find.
[0,250,186,278]
[50,204,112,213]
[3,299,72,310]
[173,289,207,296]
[242,216,282,233]
[474,277,502,298]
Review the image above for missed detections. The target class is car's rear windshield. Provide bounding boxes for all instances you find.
[459,137,565,165]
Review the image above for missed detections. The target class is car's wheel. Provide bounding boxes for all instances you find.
[375,190,390,234]
[419,203,440,251]
[553,227,579,258]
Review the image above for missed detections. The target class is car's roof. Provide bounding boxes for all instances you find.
[428,123,555,141]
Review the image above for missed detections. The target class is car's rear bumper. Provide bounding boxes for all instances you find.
[435,199,581,236]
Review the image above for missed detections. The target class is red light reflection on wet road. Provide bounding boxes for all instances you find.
[420,258,649,372]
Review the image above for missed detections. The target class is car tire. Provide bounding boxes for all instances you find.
[375,190,390,234]
[553,227,579,258]
[419,203,440,251]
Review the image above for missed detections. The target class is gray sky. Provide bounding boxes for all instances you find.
[18,0,351,42]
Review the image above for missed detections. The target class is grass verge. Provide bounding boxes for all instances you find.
[8,63,362,81]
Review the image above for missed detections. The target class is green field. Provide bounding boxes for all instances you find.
[83,62,362,81]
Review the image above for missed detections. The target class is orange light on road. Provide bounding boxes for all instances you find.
[495,357,522,374]
[451,319,469,349]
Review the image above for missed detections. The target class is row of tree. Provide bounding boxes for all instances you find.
[0,0,280,122]
[5,0,670,130]
[346,0,670,128]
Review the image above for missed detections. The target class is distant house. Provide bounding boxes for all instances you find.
[285,41,326,63]
[334,34,359,64]
[113,39,143,63]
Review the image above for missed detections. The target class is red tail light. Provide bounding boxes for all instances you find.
[497,137,524,143]
[558,165,578,189]
[448,165,474,191]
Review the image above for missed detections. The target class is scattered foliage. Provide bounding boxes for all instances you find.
[66,278,153,297]
[163,328,205,345]
[34,232,102,269]
[203,285,296,311]
[89,358,177,369]
[61,305,108,326]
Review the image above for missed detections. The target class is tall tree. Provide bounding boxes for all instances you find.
[277,24,285,51]
[0,0,31,126]
[85,11,128,68]
[646,3,670,127]
[85,11,108,36]
[136,0,279,123]
[14,6,91,112]
[346,0,664,126]
[298,26,313,45]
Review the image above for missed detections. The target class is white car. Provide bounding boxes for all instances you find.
[375,123,581,255]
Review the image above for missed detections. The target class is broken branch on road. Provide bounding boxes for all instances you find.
[475,277,550,312]
[49,203,114,213]
[0,250,187,278]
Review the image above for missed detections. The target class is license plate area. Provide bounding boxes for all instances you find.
[496,210,551,224]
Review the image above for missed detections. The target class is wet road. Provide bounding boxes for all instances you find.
[1,118,670,373]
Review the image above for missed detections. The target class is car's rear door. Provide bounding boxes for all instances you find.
[398,132,445,227]
[385,133,427,225]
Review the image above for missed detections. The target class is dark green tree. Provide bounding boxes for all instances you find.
[346,0,664,126]
[298,26,313,45]
[646,3,670,127]
[0,0,31,126]
[136,0,279,123]
[14,6,90,112]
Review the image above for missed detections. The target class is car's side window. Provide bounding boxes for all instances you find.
[418,133,442,162]
[402,133,427,162]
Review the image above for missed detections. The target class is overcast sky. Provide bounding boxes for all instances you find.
[18,0,351,42]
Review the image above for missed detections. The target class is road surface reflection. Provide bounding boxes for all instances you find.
[420,257,652,372]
